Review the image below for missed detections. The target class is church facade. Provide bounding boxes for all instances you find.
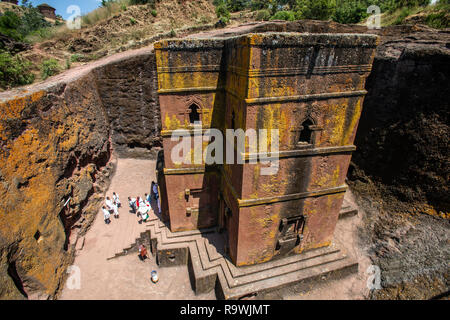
[155,33,378,267]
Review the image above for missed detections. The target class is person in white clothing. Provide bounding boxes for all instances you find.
[113,192,121,208]
[105,197,114,211]
[128,197,137,214]
[102,206,111,224]
[113,203,119,219]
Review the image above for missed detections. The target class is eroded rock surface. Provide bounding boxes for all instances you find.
[0,76,112,299]
[94,53,161,158]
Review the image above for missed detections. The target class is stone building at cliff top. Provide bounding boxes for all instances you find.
[37,3,56,20]
[1,0,19,5]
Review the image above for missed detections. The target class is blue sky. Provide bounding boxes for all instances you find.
[28,0,102,19]
[25,0,441,19]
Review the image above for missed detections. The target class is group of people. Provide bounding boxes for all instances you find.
[102,192,121,224]
[128,195,152,223]
[102,182,161,225]
[100,183,161,265]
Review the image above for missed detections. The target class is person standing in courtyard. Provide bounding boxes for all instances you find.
[113,203,119,219]
[128,196,137,214]
[151,182,159,200]
[136,196,141,209]
[113,192,121,208]
[138,244,148,261]
[102,206,111,224]
[105,196,114,211]
[152,182,161,214]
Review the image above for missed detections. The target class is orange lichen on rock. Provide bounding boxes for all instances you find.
[0,76,112,299]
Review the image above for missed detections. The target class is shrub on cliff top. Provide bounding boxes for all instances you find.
[295,0,336,20]
[0,7,51,42]
[0,11,23,41]
[255,9,271,21]
[40,58,60,80]
[0,51,35,89]
[426,10,450,28]
[216,3,231,23]
[270,10,296,21]
[332,0,369,24]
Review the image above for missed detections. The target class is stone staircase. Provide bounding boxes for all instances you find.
[106,208,160,260]
[108,195,359,299]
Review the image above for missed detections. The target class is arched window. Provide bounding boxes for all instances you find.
[189,104,200,124]
[299,119,314,145]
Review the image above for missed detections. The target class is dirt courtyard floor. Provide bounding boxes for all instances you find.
[60,158,374,300]
[60,157,215,300]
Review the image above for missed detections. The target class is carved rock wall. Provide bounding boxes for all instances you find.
[0,48,161,299]
[94,53,162,158]
[0,74,112,299]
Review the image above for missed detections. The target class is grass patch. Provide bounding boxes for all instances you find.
[426,11,449,28]
[381,6,422,26]
[255,9,271,21]
[70,54,84,62]
[82,0,131,27]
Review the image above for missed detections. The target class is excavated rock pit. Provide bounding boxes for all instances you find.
[0,20,448,300]
[0,47,161,299]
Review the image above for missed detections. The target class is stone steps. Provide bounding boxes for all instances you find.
[140,199,358,299]
[106,210,160,260]
[108,192,359,299]
[339,199,358,219]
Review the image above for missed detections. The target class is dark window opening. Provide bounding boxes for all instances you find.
[299,119,314,144]
[275,241,281,251]
[33,230,41,241]
[231,111,236,130]
[295,235,301,246]
[189,104,200,124]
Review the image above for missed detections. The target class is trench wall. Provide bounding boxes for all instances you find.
[0,48,161,299]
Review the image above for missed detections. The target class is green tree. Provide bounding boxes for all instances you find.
[250,0,277,13]
[18,7,52,37]
[333,0,369,24]
[0,11,23,41]
[216,3,231,21]
[227,0,249,12]
[295,0,336,20]
[21,0,33,9]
